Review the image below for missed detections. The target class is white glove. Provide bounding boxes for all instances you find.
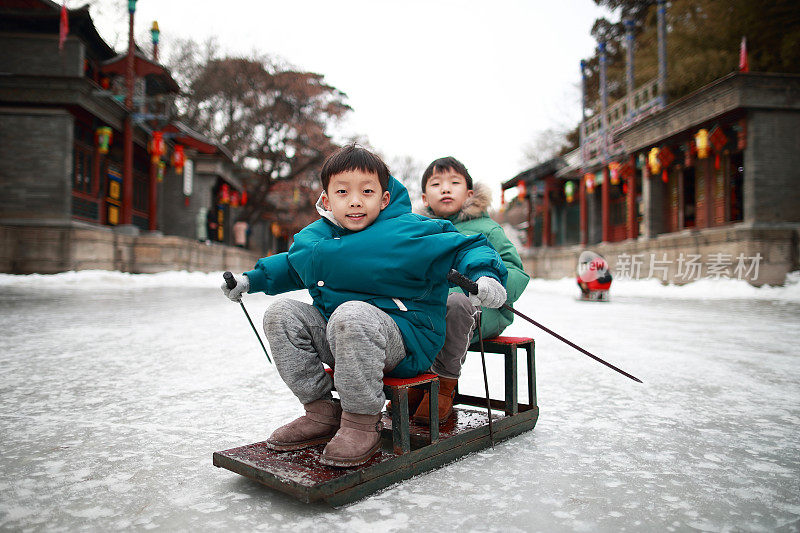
[468,276,507,309]
[221,274,249,302]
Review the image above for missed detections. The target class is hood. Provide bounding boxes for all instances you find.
[315,175,412,230]
[417,181,492,222]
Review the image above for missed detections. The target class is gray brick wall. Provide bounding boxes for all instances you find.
[745,109,800,224]
[520,224,799,286]
[0,35,84,78]
[0,223,262,274]
[159,164,218,241]
[0,109,73,222]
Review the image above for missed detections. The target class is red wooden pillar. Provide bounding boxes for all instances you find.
[601,165,610,242]
[627,154,638,239]
[122,8,136,225]
[706,158,715,227]
[94,146,107,225]
[542,179,551,247]
[148,160,158,231]
[526,194,534,247]
[696,158,712,229]
[579,174,587,246]
[122,118,133,224]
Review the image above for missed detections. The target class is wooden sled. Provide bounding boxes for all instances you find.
[213,336,538,506]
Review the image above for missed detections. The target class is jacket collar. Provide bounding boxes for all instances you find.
[315,193,342,227]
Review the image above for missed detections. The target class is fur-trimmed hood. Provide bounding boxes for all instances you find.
[418,182,492,222]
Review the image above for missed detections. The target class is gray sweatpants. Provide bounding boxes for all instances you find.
[430,292,480,379]
[263,299,406,415]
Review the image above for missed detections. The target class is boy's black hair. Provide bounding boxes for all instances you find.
[320,143,391,192]
[421,156,473,192]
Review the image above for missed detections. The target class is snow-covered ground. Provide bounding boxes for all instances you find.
[1,271,799,532]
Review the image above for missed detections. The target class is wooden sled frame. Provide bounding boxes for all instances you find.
[213,336,538,506]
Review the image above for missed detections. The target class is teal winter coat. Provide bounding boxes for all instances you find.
[421,183,530,340]
[244,177,507,378]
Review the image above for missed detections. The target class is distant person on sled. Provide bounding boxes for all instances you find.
[222,144,507,468]
[415,156,530,425]
[576,250,612,301]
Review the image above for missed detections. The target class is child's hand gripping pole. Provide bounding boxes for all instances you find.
[223,271,272,364]
[447,269,642,383]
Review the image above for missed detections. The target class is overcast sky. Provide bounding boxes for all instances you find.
[85,0,611,206]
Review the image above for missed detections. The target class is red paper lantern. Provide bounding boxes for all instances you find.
[709,126,728,170]
[658,146,675,168]
[584,173,596,194]
[149,131,165,163]
[220,183,230,204]
[517,181,527,200]
[658,146,675,183]
[609,162,621,185]
[171,145,185,174]
[241,191,248,206]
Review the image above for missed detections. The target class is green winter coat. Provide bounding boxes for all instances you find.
[244,176,507,378]
[422,183,530,340]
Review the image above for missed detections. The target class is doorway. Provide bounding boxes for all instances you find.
[683,166,696,228]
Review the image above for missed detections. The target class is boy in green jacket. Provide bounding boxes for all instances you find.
[412,156,531,425]
[222,145,508,467]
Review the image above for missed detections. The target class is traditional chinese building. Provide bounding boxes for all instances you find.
[0,0,257,273]
[504,72,800,286]
[503,2,799,286]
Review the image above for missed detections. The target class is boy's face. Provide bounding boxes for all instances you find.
[321,170,390,231]
[422,169,473,218]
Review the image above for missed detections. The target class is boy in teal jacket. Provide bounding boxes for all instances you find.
[222,145,507,467]
[412,156,531,425]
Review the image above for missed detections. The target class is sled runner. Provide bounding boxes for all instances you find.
[213,336,538,506]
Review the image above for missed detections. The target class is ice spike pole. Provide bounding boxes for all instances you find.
[224,271,272,364]
[475,312,495,447]
[447,270,642,383]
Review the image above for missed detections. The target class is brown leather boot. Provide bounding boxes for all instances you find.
[319,411,383,467]
[265,398,342,451]
[385,386,425,414]
[412,377,458,425]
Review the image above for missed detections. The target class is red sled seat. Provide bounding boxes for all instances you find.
[324,368,440,454]
[465,336,536,417]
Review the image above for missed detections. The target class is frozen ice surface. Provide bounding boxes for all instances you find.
[1,270,799,532]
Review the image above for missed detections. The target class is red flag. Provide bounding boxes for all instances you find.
[59,1,69,52]
[739,36,749,72]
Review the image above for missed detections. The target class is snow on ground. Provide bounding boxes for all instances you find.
[1,271,799,532]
